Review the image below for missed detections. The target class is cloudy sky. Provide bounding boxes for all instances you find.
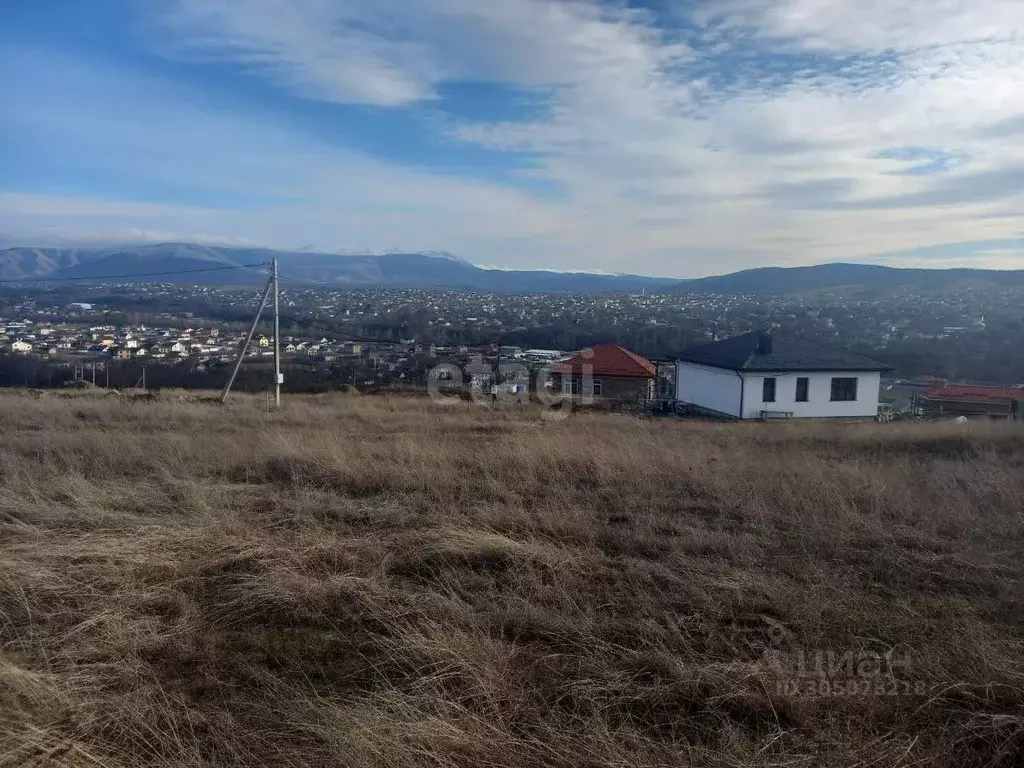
[2,0,1023,276]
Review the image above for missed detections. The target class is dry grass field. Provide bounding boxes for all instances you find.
[0,390,1022,767]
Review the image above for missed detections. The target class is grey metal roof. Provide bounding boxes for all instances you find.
[677,332,892,372]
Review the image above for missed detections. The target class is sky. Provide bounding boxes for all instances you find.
[1,0,1023,277]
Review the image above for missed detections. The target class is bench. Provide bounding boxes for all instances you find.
[760,410,795,421]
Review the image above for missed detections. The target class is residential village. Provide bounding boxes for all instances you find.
[0,302,581,391]
[0,280,1021,413]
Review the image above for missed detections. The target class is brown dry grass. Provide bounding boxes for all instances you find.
[0,391,1022,767]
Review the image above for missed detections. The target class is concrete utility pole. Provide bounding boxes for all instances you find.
[273,257,281,407]
[221,276,273,403]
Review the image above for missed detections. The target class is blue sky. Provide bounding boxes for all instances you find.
[1,0,1023,276]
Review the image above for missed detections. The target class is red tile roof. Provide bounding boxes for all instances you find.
[552,344,656,379]
[923,385,1024,402]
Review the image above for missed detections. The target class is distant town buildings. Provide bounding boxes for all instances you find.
[0,277,1021,392]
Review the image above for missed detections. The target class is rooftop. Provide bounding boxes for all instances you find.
[553,344,656,379]
[677,331,892,373]
[922,385,1024,403]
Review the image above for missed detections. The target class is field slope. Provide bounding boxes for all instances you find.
[0,393,1022,767]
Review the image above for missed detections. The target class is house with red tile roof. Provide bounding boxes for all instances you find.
[550,344,656,402]
[918,385,1024,420]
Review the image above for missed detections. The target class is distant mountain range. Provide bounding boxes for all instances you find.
[672,262,1024,294]
[0,243,675,292]
[0,243,1022,295]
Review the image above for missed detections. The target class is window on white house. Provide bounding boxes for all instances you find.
[796,377,809,402]
[762,377,776,402]
[830,377,858,401]
[592,379,603,395]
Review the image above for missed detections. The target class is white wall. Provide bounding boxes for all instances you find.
[676,362,743,417]
[739,371,882,420]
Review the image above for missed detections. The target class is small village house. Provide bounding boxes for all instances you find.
[676,332,891,420]
[551,344,656,401]
[915,385,1024,420]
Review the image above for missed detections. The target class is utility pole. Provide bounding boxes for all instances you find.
[142,365,146,391]
[221,276,273,403]
[273,257,281,407]
[494,343,501,404]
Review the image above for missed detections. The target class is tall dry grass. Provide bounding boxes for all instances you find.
[0,390,1022,767]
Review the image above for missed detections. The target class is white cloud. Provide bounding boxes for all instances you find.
[152,0,440,106]
[4,0,1024,274]
[152,0,689,104]
[0,55,585,266]
[694,0,1024,53]
[440,0,1024,265]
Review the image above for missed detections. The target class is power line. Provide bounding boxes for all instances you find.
[0,262,269,284]
[268,274,407,344]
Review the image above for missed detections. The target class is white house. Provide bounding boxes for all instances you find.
[11,340,33,353]
[676,332,891,420]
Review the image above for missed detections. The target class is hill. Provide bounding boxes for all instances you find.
[1,391,1022,767]
[0,246,93,280]
[2,243,1023,294]
[673,262,1024,294]
[0,244,678,292]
